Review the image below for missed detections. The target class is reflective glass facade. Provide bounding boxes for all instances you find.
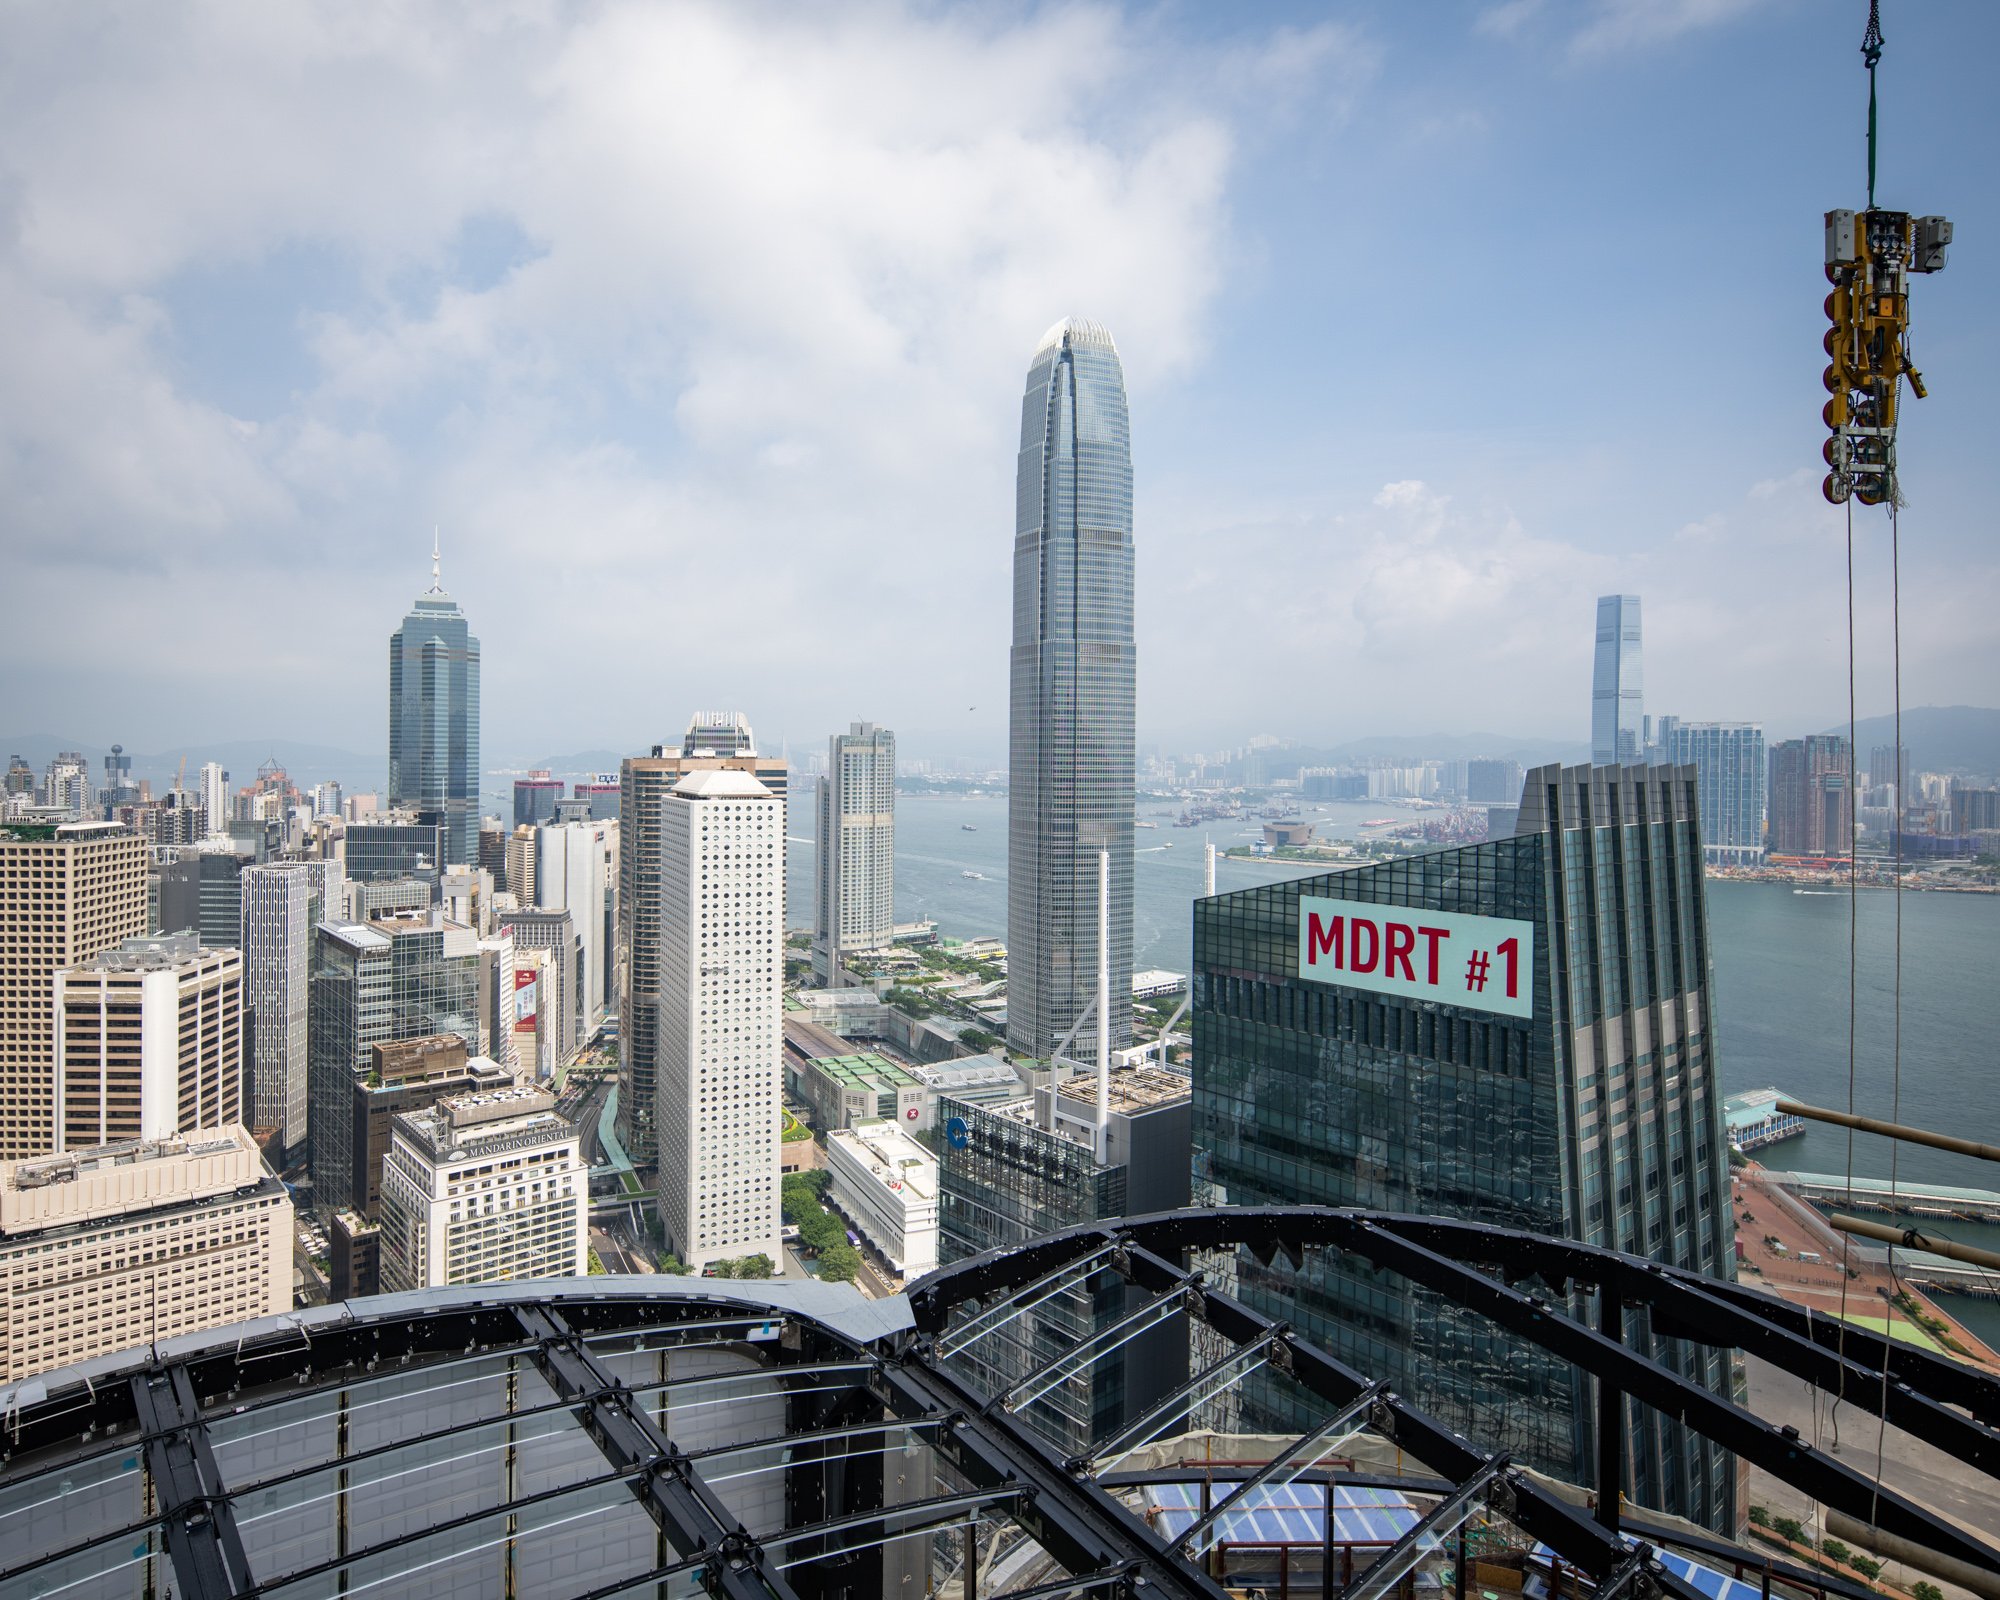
[1591,594,1644,766]
[1192,762,1739,1531]
[389,584,481,868]
[1008,318,1135,1059]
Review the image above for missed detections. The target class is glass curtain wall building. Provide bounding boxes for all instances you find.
[813,721,895,985]
[1192,762,1738,1532]
[1591,594,1645,766]
[1654,719,1767,865]
[1007,318,1135,1060]
[388,546,481,868]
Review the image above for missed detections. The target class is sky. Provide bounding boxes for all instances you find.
[1,0,1995,770]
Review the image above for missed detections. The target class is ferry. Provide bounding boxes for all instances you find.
[961,824,977,832]
[1362,818,1396,827]
[1134,820,1158,829]
[961,870,985,880]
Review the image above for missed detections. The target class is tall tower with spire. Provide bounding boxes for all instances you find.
[388,533,481,867]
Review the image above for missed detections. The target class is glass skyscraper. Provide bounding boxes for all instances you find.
[1007,318,1135,1059]
[1655,718,1767,865]
[388,546,481,867]
[1192,761,1739,1532]
[1591,594,1645,766]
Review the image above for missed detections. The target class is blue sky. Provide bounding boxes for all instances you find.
[0,0,1992,767]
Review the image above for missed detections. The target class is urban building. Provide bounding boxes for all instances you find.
[533,815,617,1035]
[42,751,91,816]
[655,768,784,1273]
[789,987,891,1038]
[240,858,341,1155]
[791,1051,925,1133]
[1007,318,1136,1061]
[198,762,229,836]
[1466,758,1525,804]
[478,817,509,891]
[1,821,148,1160]
[476,932,521,1076]
[1591,594,1645,766]
[1868,743,1910,798]
[936,1065,1190,1454]
[497,906,583,1077]
[825,1118,938,1277]
[573,774,621,819]
[53,934,241,1151]
[158,842,249,948]
[306,914,482,1211]
[1191,761,1738,1530]
[388,541,481,866]
[345,815,445,883]
[100,744,138,810]
[1950,782,2000,835]
[813,721,896,984]
[513,770,564,828]
[3,755,32,798]
[617,713,787,1157]
[439,863,494,936]
[341,873,431,920]
[378,1084,585,1290]
[0,1126,290,1382]
[1655,718,1767,865]
[1767,735,1852,857]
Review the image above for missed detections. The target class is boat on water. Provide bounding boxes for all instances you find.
[1362,818,1395,827]
[1793,888,1837,896]
[961,824,977,831]
[962,870,985,880]
[1134,820,1158,829]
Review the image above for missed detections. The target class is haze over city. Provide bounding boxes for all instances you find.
[3,1,1994,762]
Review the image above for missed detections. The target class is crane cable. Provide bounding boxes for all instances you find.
[1863,0,1884,210]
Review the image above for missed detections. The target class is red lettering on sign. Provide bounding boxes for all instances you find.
[1418,926,1449,985]
[1385,922,1416,981]
[1306,912,1343,967]
[1350,918,1379,974]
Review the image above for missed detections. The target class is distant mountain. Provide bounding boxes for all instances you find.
[1809,706,2000,779]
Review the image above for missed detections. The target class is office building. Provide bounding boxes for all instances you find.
[341,874,431,920]
[42,751,91,816]
[1192,761,1737,1530]
[478,817,509,890]
[1951,782,2000,836]
[826,1118,938,1278]
[617,713,787,1156]
[388,541,481,867]
[1007,317,1136,1060]
[158,842,249,948]
[513,770,564,828]
[533,815,617,1035]
[1,821,148,1160]
[378,1084,585,1291]
[3,756,32,798]
[497,906,583,1077]
[54,934,241,1151]
[198,762,229,836]
[1655,719,1767,865]
[241,859,341,1155]
[1868,743,1910,798]
[813,721,896,984]
[0,1126,290,1382]
[1768,735,1852,858]
[1591,595,1645,766]
[573,775,621,819]
[1466,758,1524,805]
[100,744,138,810]
[306,914,482,1211]
[937,1065,1190,1455]
[655,769,784,1272]
[440,863,494,936]
[476,932,521,1077]
[345,814,445,883]
[792,1051,925,1133]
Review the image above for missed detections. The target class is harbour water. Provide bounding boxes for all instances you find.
[787,791,2000,1340]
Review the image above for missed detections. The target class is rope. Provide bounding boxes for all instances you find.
[1869,490,1904,1531]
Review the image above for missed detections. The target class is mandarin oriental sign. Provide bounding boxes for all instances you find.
[1296,895,1535,1019]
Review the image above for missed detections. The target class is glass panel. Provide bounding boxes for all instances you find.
[0,1524,165,1600]
[0,1445,150,1577]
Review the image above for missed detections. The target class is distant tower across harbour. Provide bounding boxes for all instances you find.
[1007,318,1135,1060]
[388,533,481,867]
[1591,594,1645,766]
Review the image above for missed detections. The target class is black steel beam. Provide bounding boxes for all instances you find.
[130,1362,251,1600]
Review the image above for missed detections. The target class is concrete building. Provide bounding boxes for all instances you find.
[1008,319,1136,1062]
[533,816,617,1036]
[790,988,891,1038]
[1655,718,1767,865]
[158,841,250,948]
[478,818,509,892]
[54,934,242,1151]
[0,1126,291,1382]
[813,721,896,984]
[513,770,565,828]
[1191,761,1738,1531]
[826,1118,938,1278]
[1466,758,1524,804]
[341,874,431,920]
[1,821,148,1160]
[198,762,229,837]
[792,1051,925,1134]
[506,823,537,906]
[936,1065,1190,1455]
[656,768,784,1273]
[1768,735,1852,858]
[617,713,787,1157]
[345,815,445,884]
[440,863,495,936]
[378,1084,585,1290]
[241,858,342,1155]
[573,775,621,820]
[388,540,481,867]
[497,906,582,1078]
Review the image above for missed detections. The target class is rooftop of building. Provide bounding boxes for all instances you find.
[71,933,233,975]
[829,1120,937,1199]
[905,1055,1021,1091]
[1034,315,1118,358]
[808,1052,917,1091]
[1,1126,274,1235]
[672,767,773,800]
[392,1090,575,1165]
[1052,1065,1192,1116]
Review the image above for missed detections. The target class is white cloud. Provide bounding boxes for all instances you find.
[1567,0,1766,61]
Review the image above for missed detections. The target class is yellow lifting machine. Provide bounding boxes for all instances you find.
[1821,1,1950,506]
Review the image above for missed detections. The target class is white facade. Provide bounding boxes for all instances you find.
[813,722,895,985]
[199,762,229,837]
[656,768,784,1271]
[533,816,617,1037]
[241,859,340,1154]
[377,1085,585,1290]
[826,1119,938,1277]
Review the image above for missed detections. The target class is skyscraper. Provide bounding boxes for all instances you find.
[532,816,617,1037]
[1007,317,1135,1060]
[1768,735,1852,857]
[1655,718,1767,865]
[813,721,895,985]
[388,538,481,867]
[242,859,342,1156]
[655,768,784,1272]
[1193,761,1738,1531]
[1591,595,1645,766]
[199,761,229,836]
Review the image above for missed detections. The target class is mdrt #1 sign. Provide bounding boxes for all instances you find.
[1296,896,1535,1020]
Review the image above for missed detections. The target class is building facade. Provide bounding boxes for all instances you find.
[157,843,248,949]
[54,934,242,1151]
[1007,317,1136,1061]
[1191,761,1738,1531]
[1656,719,1767,865]
[1591,595,1645,766]
[533,816,617,1037]
[345,816,446,884]
[388,547,481,867]
[1,821,148,1160]
[616,714,787,1157]
[655,769,785,1272]
[512,770,564,828]
[813,721,896,984]
[497,906,583,1078]
[1767,735,1852,858]
[0,1127,290,1382]
[377,1084,585,1290]
[826,1118,938,1277]
[241,858,341,1155]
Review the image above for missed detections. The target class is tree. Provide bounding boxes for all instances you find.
[818,1242,862,1283]
[1747,1507,1770,1528]
[587,1247,607,1276]
[658,1253,689,1276]
[959,1028,1000,1052]
[1912,1582,1944,1600]
[1771,1517,1805,1545]
[712,1258,740,1279]
[738,1254,774,1279]
[798,1208,843,1252]
[1819,1540,1850,1564]
[1847,1555,1881,1582]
